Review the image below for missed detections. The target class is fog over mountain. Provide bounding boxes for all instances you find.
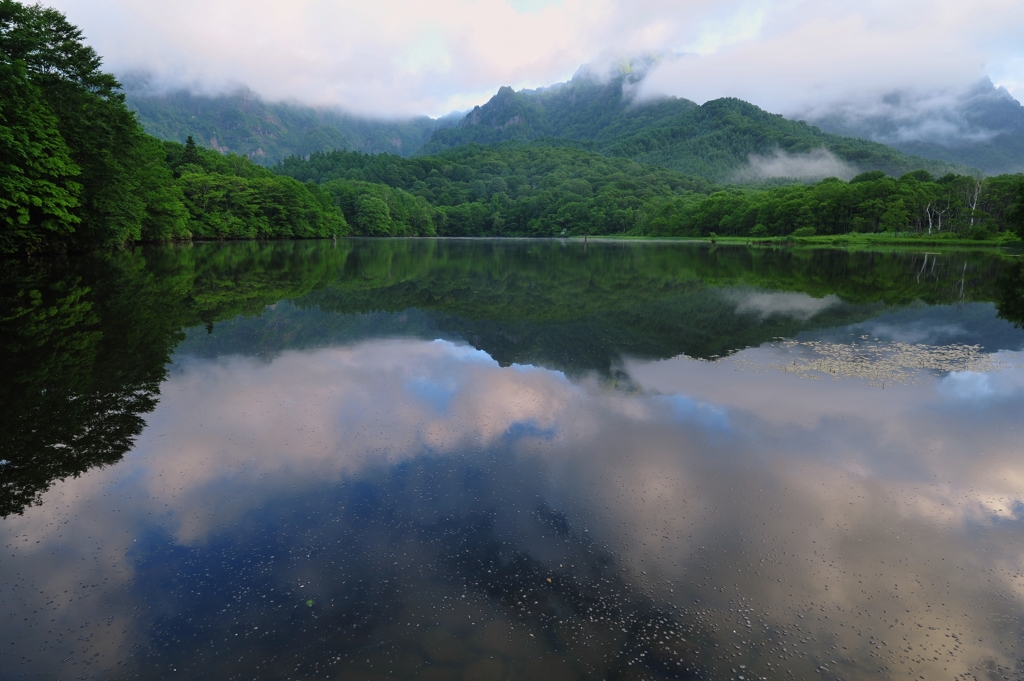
[803,80,1024,175]
[56,0,1020,175]
[46,0,1024,122]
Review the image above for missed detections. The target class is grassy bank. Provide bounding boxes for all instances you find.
[595,232,1024,251]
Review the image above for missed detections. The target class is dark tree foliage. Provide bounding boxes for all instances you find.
[276,143,714,237]
[0,0,159,248]
[635,172,1024,239]
[275,144,1024,240]
[1006,179,1024,241]
[996,261,1024,329]
[182,135,200,166]
[0,57,80,252]
[0,256,170,516]
[0,241,356,515]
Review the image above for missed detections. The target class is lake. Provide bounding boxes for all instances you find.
[2,238,1024,681]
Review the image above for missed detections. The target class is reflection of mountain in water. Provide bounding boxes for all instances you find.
[1,239,1019,517]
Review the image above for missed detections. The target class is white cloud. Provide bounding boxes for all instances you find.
[731,290,842,318]
[638,0,1024,118]
[42,0,1024,118]
[732,148,857,182]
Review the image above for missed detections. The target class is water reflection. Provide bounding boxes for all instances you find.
[2,240,1024,681]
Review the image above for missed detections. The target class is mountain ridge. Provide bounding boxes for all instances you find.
[124,64,1018,182]
[125,84,459,163]
[418,70,966,181]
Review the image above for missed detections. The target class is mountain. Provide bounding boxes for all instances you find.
[125,84,459,164]
[418,65,964,182]
[807,79,1024,175]
[124,63,970,181]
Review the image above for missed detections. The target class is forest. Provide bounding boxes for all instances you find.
[637,170,1024,240]
[2,0,1023,255]
[276,148,1024,240]
[0,0,346,255]
[418,75,963,181]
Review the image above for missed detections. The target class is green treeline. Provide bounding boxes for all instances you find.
[0,0,346,254]
[276,144,713,237]
[276,148,1024,240]
[3,0,1024,254]
[638,170,1024,240]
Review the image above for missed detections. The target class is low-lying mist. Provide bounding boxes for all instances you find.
[732,148,857,183]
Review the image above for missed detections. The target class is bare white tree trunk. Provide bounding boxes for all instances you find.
[968,179,982,228]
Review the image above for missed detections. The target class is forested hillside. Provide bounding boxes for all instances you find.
[419,68,962,181]
[126,85,455,163]
[275,143,714,237]
[275,145,1024,240]
[127,63,964,183]
[0,0,347,254]
[637,170,1024,240]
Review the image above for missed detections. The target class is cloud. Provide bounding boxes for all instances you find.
[795,79,1023,150]
[732,148,857,182]
[730,290,842,319]
[638,0,1024,112]
[41,0,1024,118]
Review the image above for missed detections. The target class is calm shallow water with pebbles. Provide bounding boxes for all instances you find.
[3,239,1024,681]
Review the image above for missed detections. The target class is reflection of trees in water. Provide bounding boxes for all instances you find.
[2,240,1019,517]
[126,453,713,681]
[0,263,166,517]
[996,262,1024,329]
[0,243,354,517]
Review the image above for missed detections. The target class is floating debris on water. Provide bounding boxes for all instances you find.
[728,340,1016,385]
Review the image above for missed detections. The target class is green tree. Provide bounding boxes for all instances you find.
[879,199,908,233]
[182,135,201,167]
[1,0,189,250]
[0,58,80,253]
[355,195,393,235]
[1007,179,1024,241]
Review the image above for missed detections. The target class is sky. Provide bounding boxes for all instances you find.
[46,0,1024,119]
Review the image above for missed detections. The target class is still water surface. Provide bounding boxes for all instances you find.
[3,239,1024,681]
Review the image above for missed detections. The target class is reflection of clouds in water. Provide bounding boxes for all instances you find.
[3,339,1024,680]
[621,346,1024,677]
[654,394,729,430]
[860,320,969,345]
[942,370,997,398]
[730,290,841,320]
[939,365,1024,401]
[806,303,1024,353]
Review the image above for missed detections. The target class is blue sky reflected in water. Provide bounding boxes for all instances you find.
[3,326,1024,680]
